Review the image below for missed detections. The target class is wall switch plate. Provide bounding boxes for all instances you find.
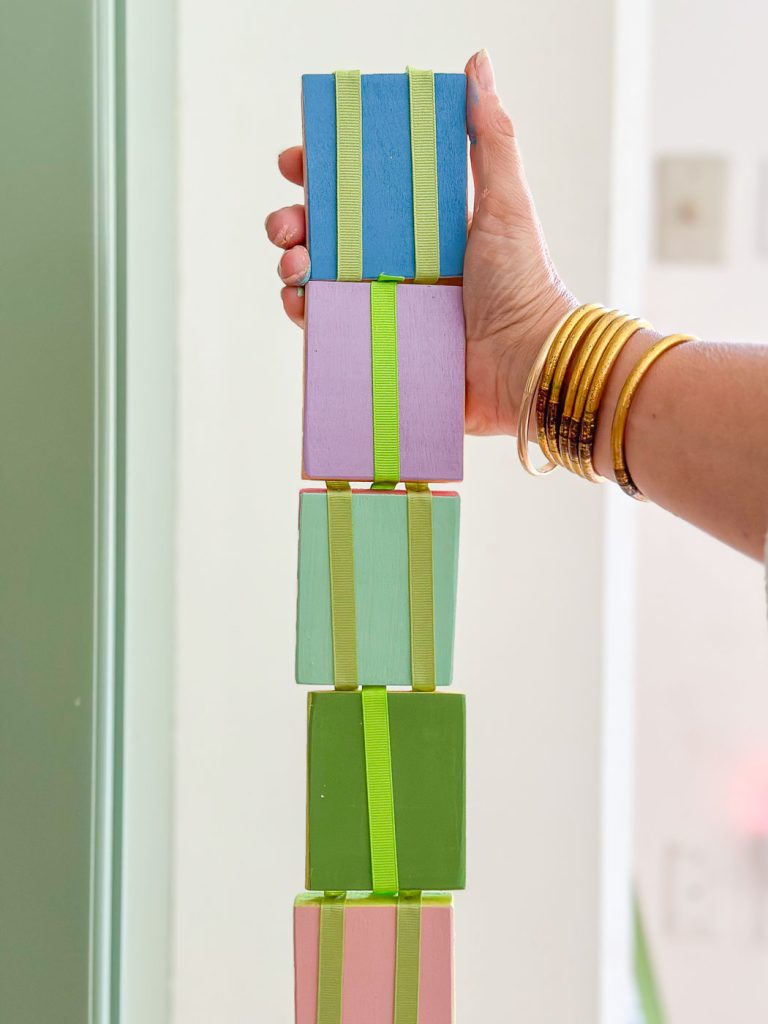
[663,844,716,940]
[655,155,728,262]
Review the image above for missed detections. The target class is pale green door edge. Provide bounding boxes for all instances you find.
[1,0,131,1021]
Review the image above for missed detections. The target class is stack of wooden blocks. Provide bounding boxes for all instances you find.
[293,68,467,1024]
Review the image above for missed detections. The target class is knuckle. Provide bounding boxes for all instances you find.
[490,103,515,140]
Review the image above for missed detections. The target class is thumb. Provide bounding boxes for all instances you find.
[465,50,526,213]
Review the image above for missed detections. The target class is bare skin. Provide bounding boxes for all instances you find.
[266,49,768,560]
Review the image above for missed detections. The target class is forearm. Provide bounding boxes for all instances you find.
[590,330,768,559]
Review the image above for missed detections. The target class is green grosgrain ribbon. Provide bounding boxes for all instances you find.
[394,892,422,1024]
[634,893,667,1024]
[407,67,440,283]
[405,484,436,691]
[361,686,399,894]
[314,893,422,1024]
[370,277,402,488]
[326,481,435,691]
[335,68,439,283]
[316,893,345,1024]
[326,482,358,690]
[334,70,363,281]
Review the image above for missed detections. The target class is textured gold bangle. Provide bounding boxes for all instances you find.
[578,318,652,482]
[542,305,607,466]
[517,310,575,475]
[535,304,603,463]
[566,315,639,471]
[558,311,629,475]
[610,333,695,500]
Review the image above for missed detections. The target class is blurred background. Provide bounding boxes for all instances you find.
[3,0,768,1022]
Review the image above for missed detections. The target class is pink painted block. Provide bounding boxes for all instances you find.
[303,282,465,482]
[294,895,454,1024]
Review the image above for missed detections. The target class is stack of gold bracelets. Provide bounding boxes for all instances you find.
[517,303,694,500]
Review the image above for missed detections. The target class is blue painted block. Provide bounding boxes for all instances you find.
[302,73,467,281]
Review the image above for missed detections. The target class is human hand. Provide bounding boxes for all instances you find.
[264,49,574,436]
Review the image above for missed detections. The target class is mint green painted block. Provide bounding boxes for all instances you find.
[296,489,460,686]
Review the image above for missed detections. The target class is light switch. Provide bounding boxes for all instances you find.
[662,843,715,939]
[656,155,728,262]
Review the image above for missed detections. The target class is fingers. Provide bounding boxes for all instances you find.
[272,147,307,325]
[465,50,528,214]
[278,146,304,186]
[278,245,311,286]
[265,204,306,249]
[281,286,305,328]
[465,49,515,147]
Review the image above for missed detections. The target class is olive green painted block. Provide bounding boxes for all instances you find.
[296,489,460,686]
[306,691,466,891]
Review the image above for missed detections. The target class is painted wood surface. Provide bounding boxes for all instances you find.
[296,489,460,687]
[302,73,467,281]
[306,691,466,891]
[303,282,465,482]
[294,895,454,1024]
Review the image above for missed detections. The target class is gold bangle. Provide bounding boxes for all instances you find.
[544,306,610,466]
[610,333,696,500]
[567,316,643,472]
[536,303,606,460]
[540,303,606,464]
[517,310,575,475]
[558,311,630,475]
[578,318,652,482]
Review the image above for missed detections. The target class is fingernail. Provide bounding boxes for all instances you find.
[297,287,305,297]
[296,267,311,287]
[475,49,495,92]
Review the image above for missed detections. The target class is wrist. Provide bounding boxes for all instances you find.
[512,306,663,481]
[499,287,579,435]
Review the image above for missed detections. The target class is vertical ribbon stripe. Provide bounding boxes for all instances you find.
[326,482,358,690]
[405,483,436,691]
[393,893,421,1024]
[361,686,399,894]
[334,70,363,281]
[316,894,345,1024]
[370,279,401,487]
[407,67,440,283]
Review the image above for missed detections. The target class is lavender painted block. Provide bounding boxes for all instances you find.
[303,282,465,482]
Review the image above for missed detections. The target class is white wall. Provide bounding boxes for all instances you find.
[635,1,768,1021]
[174,2,637,1021]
